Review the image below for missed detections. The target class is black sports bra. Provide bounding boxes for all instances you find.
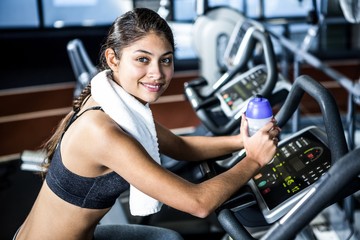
[45,106,130,209]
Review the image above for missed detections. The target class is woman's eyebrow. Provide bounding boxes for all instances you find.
[133,49,174,56]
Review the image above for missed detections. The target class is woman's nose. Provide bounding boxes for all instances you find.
[147,63,163,80]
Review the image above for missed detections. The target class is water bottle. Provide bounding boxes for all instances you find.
[246,95,272,136]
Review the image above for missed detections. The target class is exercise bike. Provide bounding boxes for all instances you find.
[204,75,358,239]
[186,18,291,136]
[192,0,245,87]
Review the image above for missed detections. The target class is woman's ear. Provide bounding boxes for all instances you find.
[105,48,119,72]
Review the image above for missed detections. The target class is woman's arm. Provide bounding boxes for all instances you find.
[156,122,242,161]
[156,115,280,162]
[87,113,278,219]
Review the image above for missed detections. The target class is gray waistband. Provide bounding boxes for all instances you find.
[13,226,21,240]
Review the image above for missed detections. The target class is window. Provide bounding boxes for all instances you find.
[42,0,133,28]
[170,22,197,60]
[0,0,40,29]
[263,0,314,18]
[173,0,196,22]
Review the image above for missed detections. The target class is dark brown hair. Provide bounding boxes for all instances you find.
[98,7,175,71]
[41,8,174,175]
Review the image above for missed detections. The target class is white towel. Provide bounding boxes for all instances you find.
[91,70,163,216]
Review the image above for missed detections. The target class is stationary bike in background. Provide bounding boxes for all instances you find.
[208,75,359,240]
[186,18,291,136]
[192,0,245,88]
[67,38,98,98]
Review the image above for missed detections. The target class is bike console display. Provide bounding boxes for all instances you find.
[247,126,331,223]
[216,64,289,118]
[216,65,267,117]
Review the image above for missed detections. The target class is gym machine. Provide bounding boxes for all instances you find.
[67,39,98,98]
[269,1,360,227]
[204,75,358,239]
[192,0,245,87]
[186,18,291,136]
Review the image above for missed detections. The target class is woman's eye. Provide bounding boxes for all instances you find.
[137,57,149,63]
[162,58,172,64]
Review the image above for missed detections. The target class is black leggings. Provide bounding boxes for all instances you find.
[94,224,183,240]
[13,224,183,240]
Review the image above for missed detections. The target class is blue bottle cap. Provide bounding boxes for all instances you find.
[246,95,272,119]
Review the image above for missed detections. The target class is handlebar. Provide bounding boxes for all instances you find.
[217,75,349,240]
[275,75,348,163]
[208,28,278,97]
[258,75,349,239]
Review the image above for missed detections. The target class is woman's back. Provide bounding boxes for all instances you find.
[16,99,122,240]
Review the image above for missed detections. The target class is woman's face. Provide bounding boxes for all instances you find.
[108,32,174,104]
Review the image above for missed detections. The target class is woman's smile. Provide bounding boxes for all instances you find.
[141,82,164,92]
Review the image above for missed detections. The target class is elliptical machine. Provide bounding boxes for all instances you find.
[186,17,291,136]
[192,0,245,88]
[206,75,357,239]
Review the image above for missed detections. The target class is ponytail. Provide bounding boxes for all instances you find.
[40,84,92,177]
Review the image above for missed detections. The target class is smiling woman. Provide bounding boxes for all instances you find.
[104,32,174,104]
[13,7,279,240]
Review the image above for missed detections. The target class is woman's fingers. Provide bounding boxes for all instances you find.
[271,136,279,146]
[240,113,249,137]
[262,119,281,139]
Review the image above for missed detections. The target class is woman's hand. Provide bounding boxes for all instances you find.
[240,114,281,168]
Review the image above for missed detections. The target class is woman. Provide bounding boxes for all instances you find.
[14,8,280,240]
